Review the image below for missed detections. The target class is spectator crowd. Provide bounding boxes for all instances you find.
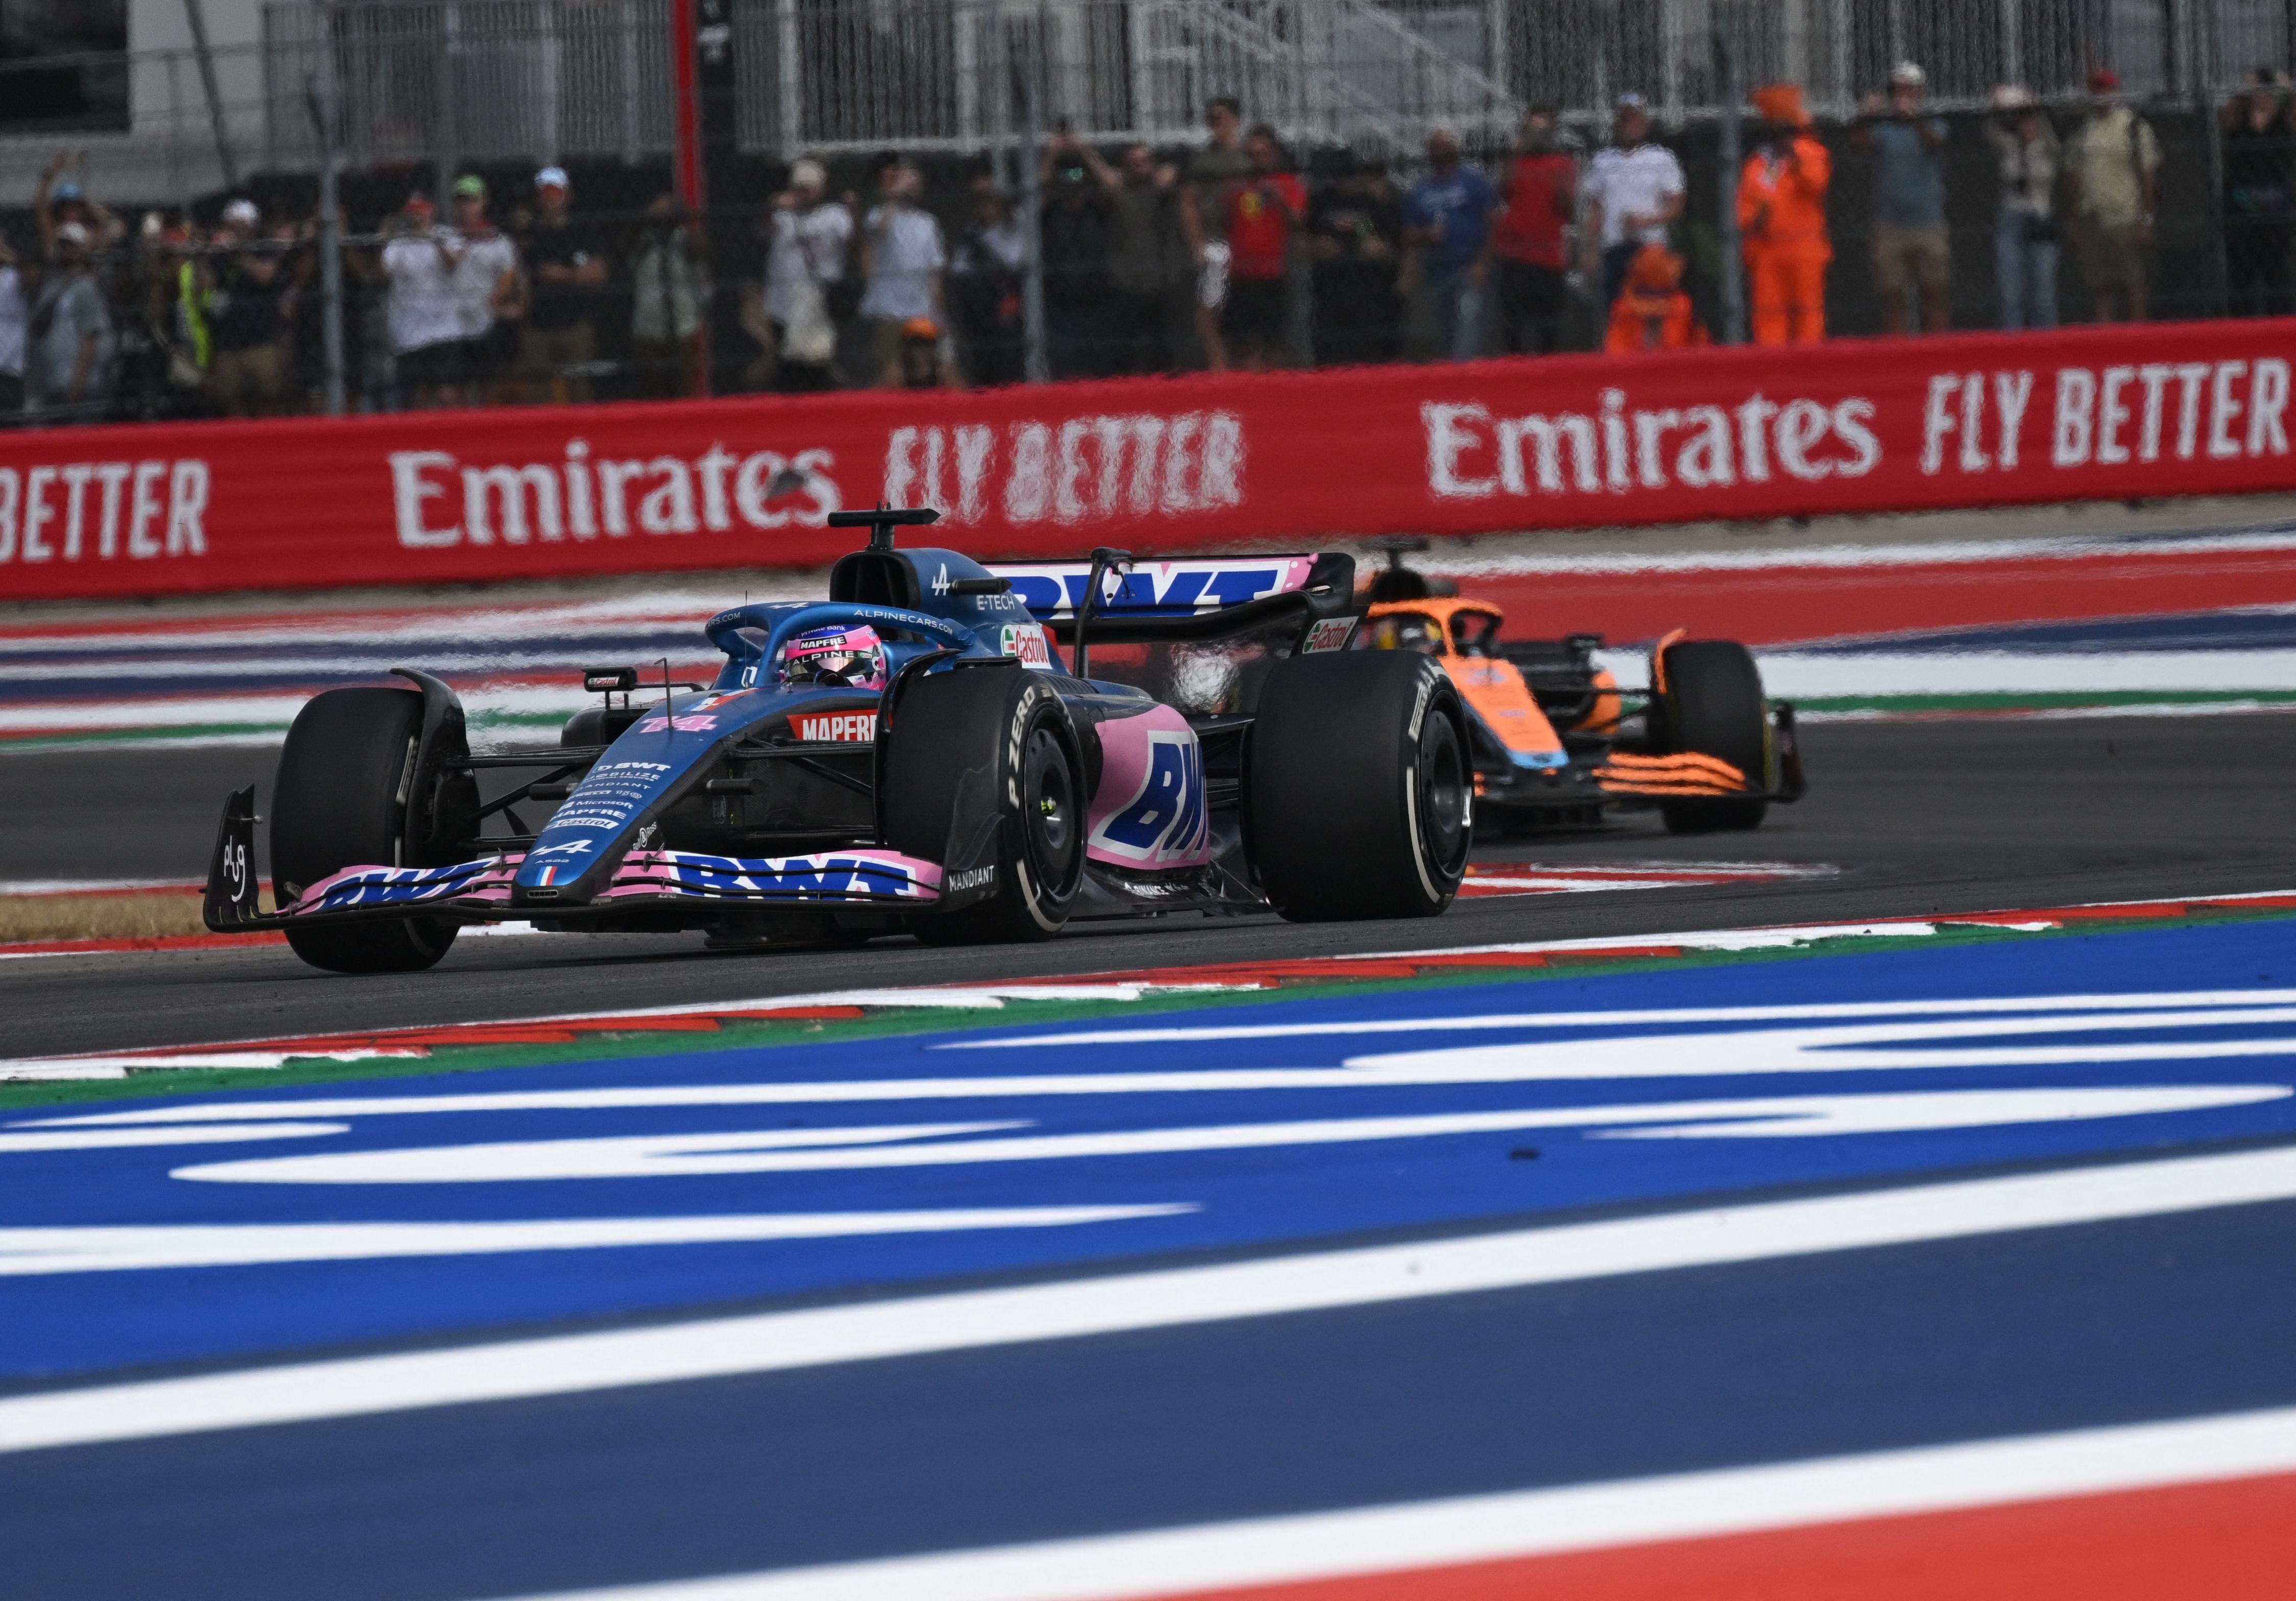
[5,64,2296,425]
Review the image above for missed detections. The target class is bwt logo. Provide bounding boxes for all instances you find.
[1092,732,1208,867]
[796,713,877,743]
[390,440,841,549]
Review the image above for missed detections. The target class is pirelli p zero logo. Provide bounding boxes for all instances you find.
[796,712,878,743]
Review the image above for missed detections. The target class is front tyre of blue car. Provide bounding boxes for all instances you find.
[883,666,1085,944]
[272,686,460,975]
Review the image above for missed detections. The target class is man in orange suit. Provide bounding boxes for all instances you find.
[1738,83,1832,343]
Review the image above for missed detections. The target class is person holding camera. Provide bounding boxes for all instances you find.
[1989,86,2061,330]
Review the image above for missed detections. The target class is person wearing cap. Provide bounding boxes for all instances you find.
[876,314,962,391]
[23,219,114,422]
[516,166,608,403]
[764,157,854,392]
[442,176,521,402]
[1604,242,1708,353]
[1738,83,1832,344]
[1989,85,2063,330]
[381,189,468,406]
[36,154,122,261]
[1582,93,1686,312]
[203,197,294,417]
[2068,69,2161,322]
[1857,62,1951,334]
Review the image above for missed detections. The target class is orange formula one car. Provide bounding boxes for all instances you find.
[1356,575,1804,835]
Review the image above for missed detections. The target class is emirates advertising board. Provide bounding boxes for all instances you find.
[4,319,2295,601]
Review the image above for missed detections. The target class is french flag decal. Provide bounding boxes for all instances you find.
[537,864,559,886]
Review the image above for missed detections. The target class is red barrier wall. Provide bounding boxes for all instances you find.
[5,320,2296,601]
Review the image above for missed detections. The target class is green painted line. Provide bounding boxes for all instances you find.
[8,904,2295,1114]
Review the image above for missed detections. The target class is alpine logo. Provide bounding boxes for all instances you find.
[635,713,720,733]
[999,623,1056,670]
[796,712,878,743]
[1302,617,1356,653]
[945,865,997,893]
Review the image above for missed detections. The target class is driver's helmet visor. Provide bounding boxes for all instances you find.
[779,624,888,690]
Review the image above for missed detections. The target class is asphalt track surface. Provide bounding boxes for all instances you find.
[8,705,2296,1599]
[4,711,2293,1057]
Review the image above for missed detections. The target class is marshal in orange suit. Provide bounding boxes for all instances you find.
[1737,83,1832,344]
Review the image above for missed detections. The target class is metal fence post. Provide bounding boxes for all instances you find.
[1828,0,1851,118]
[776,0,800,154]
[305,70,346,417]
[1019,8,1049,384]
[1715,11,1746,344]
[183,0,242,189]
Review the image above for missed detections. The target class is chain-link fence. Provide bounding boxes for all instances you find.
[5,0,2296,425]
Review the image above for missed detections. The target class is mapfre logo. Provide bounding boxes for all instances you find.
[797,712,877,743]
[999,623,1055,669]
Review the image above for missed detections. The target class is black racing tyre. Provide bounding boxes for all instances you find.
[271,686,460,974]
[1248,651,1470,920]
[882,667,1085,943]
[1657,640,1771,833]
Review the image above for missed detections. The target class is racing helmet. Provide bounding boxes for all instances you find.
[1365,613,1445,656]
[778,623,887,690]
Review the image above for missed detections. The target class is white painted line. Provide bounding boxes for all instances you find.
[936,988,2296,1050]
[0,1207,1189,1277]
[37,992,2296,1126]
[157,1090,2294,1186]
[5,1144,2296,1456]
[483,1404,2296,1601]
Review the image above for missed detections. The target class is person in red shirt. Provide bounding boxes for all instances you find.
[1220,125,1306,370]
[1605,242,1709,351]
[1491,106,1577,353]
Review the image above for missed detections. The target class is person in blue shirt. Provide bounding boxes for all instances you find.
[1404,129,1501,360]
[1857,61,1952,334]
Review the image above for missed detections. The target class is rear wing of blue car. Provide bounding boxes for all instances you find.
[990,552,1359,647]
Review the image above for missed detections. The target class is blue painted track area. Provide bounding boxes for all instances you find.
[7,917,2296,1384]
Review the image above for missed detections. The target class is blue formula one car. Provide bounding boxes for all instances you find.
[205,509,1474,974]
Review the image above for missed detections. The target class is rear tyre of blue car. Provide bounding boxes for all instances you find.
[272,686,460,974]
[1657,640,1771,834]
[882,666,1085,943]
[1249,651,1471,920]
